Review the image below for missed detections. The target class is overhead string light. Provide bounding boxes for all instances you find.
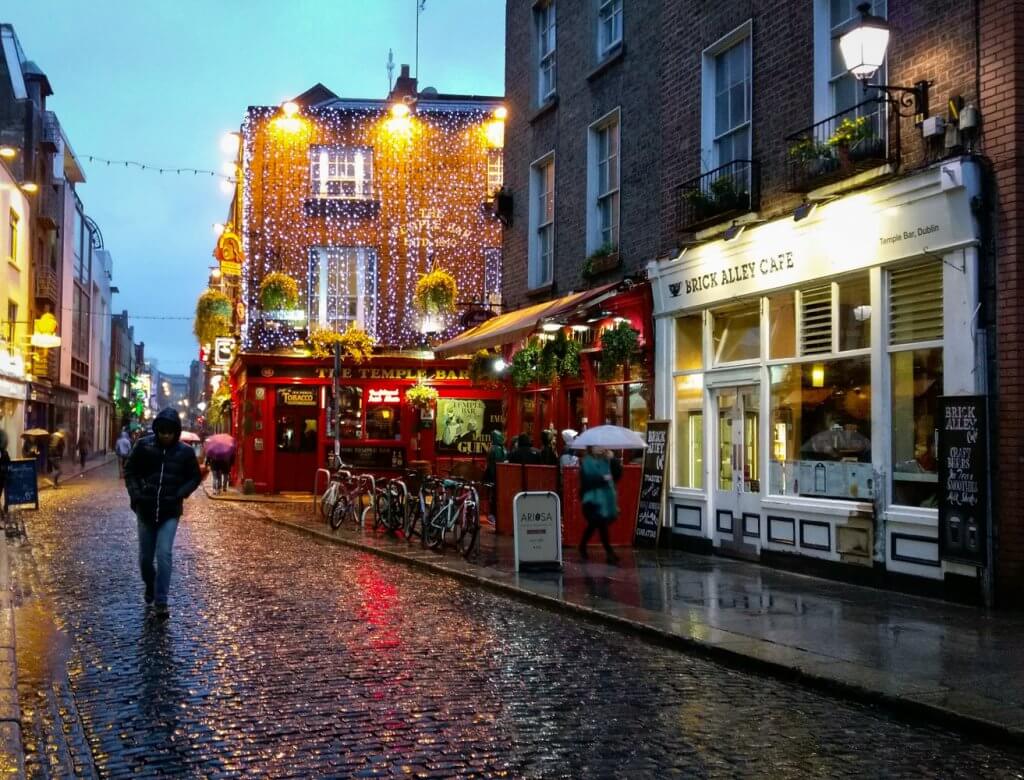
[83,155,234,180]
[238,101,505,353]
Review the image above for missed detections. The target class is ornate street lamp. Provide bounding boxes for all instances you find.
[838,3,930,120]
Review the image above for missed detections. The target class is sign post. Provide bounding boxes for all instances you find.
[513,491,562,571]
[635,421,669,547]
[938,395,988,566]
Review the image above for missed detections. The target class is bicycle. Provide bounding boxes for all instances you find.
[319,467,352,523]
[423,478,480,557]
[329,471,374,530]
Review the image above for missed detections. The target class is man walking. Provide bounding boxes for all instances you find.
[115,429,132,477]
[124,408,201,621]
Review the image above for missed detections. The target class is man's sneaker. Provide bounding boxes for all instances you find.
[153,604,170,622]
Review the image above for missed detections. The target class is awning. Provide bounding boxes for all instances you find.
[433,282,620,358]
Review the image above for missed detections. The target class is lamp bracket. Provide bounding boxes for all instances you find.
[862,79,932,121]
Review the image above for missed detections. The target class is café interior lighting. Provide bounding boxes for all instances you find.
[541,321,564,332]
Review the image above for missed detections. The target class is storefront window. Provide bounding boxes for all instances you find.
[277,416,318,452]
[675,315,703,371]
[601,384,624,426]
[628,383,651,433]
[768,292,796,359]
[566,388,585,432]
[717,389,736,490]
[520,395,536,438]
[674,375,703,489]
[538,394,551,434]
[712,301,760,364]
[366,403,401,440]
[891,348,941,507]
[335,385,362,439]
[769,357,872,500]
[839,272,871,351]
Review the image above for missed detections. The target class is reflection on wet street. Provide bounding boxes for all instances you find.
[9,464,1024,778]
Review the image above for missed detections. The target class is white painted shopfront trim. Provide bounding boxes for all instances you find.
[651,158,983,583]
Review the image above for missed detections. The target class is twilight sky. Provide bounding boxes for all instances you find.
[4,0,505,376]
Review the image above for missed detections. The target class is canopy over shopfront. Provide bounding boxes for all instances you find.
[434,283,620,358]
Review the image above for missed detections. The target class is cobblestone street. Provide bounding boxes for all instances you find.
[7,465,1024,778]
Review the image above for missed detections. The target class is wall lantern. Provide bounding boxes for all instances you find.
[838,3,930,120]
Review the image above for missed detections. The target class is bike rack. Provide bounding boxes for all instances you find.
[312,468,331,516]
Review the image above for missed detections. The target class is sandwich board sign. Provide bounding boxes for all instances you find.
[4,459,39,511]
[513,491,562,571]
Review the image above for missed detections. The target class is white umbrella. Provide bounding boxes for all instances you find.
[179,431,201,444]
[570,425,647,450]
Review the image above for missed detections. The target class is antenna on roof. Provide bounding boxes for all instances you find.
[415,0,427,79]
[386,48,395,92]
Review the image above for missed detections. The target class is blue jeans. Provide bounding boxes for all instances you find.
[137,517,179,606]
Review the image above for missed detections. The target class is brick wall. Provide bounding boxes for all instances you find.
[502,0,663,312]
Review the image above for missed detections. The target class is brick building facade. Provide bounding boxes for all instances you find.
[499,1,1024,605]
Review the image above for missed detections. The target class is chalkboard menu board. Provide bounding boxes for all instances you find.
[635,421,669,547]
[4,458,39,511]
[339,445,405,470]
[938,396,988,565]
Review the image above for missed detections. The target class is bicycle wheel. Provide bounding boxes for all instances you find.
[329,491,351,530]
[457,502,480,557]
[319,484,335,520]
[381,485,403,533]
[425,506,447,550]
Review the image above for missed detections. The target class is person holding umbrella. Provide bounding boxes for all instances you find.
[578,445,621,565]
[203,433,236,494]
[48,431,66,488]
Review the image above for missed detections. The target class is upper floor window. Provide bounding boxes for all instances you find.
[6,301,16,343]
[7,209,17,263]
[310,146,374,200]
[308,246,378,335]
[487,149,504,197]
[537,3,557,102]
[713,35,751,170]
[829,0,885,114]
[588,111,620,252]
[529,155,555,289]
[597,0,623,58]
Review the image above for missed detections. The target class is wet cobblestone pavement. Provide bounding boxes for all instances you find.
[8,465,1024,778]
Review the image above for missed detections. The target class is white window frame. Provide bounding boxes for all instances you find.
[309,145,374,200]
[7,209,17,263]
[813,0,887,122]
[308,246,378,336]
[586,108,621,254]
[486,149,504,197]
[597,0,623,59]
[537,2,557,102]
[700,21,753,173]
[528,152,555,290]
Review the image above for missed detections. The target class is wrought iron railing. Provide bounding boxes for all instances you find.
[675,160,760,234]
[784,100,895,192]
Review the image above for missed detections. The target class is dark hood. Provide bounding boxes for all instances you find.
[152,407,183,441]
[490,431,505,446]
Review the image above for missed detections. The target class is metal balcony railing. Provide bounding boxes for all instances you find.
[41,112,60,153]
[675,160,760,234]
[34,266,59,303]
[784,100,895,192]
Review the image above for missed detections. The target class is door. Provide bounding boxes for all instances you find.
[712,384,761,552]
[274,410,320,492]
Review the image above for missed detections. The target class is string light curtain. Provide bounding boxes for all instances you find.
[240,101,504,352]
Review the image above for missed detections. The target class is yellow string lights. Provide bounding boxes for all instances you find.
[240,98,505,352]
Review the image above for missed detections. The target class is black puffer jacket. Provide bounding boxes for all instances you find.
[125,408,202,524]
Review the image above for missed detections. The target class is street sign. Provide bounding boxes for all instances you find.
[213,337,235,366]
[5,458,39,511]
[513,491,562,571]
[635,421,669,546]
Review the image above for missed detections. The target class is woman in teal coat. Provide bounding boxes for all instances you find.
[578,446,620,564]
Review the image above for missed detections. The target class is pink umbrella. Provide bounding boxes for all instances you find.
[204,433,236,461]
[179,431,201,444]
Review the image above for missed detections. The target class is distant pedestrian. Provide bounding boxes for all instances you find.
[115,429,132,477]
[578,446,620,565]
[77,433,89,470]
[49,432,65,488]
[538,429,558,467]
[559,430,579,470]
[0,431,10,517]
[507,433,539,465]
[124,408,201,622]
[483,430,507,524]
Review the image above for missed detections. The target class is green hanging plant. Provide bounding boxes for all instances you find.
[414,268,458,315]
[207,383,232,426]
[469,349,501,386]
[599,321,641,380]
[510,340,543,389]
[259,271,300,311]
[561,338,582,378]
[406,381,439,410]
[307,324,376,363]
[194,289,232,346]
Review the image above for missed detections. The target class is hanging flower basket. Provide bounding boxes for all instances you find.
[406,382,438,410]
[469,349,502,386]
[414,269,458,315]
[307,324,376,363]
[194,289,232,346]
[259,272,300,312]
[599,320,641,380]
[510,340,543,389]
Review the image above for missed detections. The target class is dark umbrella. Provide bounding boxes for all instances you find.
[21,429,50,438]
[203,433,236,461]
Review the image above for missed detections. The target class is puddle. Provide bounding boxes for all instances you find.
[14,601,71,687]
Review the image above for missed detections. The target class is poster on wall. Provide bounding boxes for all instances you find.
[635,421,669,547]
[435,398,505,457]
[938,395,988,566]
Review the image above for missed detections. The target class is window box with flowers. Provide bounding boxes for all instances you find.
[583,243,621,278]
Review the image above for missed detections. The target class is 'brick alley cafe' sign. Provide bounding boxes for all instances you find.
[635,421,669,547]
[938,396,988,566]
